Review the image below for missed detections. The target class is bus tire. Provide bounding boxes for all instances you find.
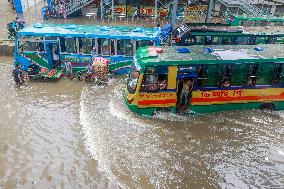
[259,103,275,111]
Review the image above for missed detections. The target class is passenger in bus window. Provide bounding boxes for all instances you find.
[158,75,167,90]
[247,77,256,86]
[222,78,231,87]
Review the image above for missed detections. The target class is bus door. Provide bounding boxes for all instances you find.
[176,66,197,110]
[44,41,59,69]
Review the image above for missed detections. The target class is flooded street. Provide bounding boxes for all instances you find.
[0,56,284,188]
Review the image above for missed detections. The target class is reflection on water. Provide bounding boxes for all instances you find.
[0,57,284,189]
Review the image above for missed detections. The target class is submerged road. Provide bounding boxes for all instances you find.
[0,57,283,188]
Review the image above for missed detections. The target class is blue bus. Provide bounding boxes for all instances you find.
[14,23,160,74]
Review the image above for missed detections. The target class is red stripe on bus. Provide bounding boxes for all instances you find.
[191,93,284,103]
[138,99,176,106]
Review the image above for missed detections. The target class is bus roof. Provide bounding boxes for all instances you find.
[174,24,284,38]
[17,23,160,40]
[136,45,284,69]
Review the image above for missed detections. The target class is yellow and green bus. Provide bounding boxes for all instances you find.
[124,45,284,116]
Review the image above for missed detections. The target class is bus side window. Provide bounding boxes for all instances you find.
[257,63,275,85]
[201,64,221,87]
[81,38,92,54]
[221,64,232,87]
[235,36,248,45]
[65,37,76,54]
[249,37,257,46]
[256,36,266,44]
[265,36,276,44]
[221,36,230,45]
[196,36,203,45]
[246,64,259,86]
[212,36,221,45]
[117,39,133,56]
[205,36,213,45]
[60,37,66,53]
[140,66,168,92]
[272,63,283,84]
[231,64,248,86]
[101,39,110,55]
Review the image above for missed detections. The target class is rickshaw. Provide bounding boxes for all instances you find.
[93,57,110,84]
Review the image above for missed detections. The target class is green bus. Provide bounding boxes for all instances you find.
[124,45,284,116]
[172,24,284,46]
[226,15,284,26]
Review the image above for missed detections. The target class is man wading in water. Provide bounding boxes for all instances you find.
[13,63,26,87]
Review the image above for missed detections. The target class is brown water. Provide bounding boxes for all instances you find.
[0,56,284,189]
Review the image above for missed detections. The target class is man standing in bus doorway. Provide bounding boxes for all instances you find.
[52,46,60,69]
[179,78,193,110]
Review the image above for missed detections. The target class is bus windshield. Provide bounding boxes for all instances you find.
[127,68,140,94]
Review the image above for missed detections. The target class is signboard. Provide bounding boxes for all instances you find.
[184,5,208,23]
[140,6,154,16]
[114,5,126,15]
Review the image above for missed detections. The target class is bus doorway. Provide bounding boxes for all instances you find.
[45,42,59,69]
[177,77,194,111]
[176,66,197,112]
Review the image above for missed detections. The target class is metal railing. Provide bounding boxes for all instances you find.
[65,0,93,16]
[217,0,267,16]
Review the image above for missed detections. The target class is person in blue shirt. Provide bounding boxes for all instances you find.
[13,63,24,86]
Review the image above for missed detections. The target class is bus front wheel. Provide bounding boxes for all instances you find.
[259,103,275,111]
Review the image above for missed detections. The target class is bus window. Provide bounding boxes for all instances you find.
[65,37,76,54]
[221,36,231,45]
[127,68,140,94]
[246,64,259,86]
[81,38,92,54]
[256,36,266,44]
[257,63,275,85]
[60,37,66,52]
[202,64,221,87]
[140,66,168,92]
[273,63,284,84]
[221,64,232,87]
[212,36,221,45]
[117,39,133,56]
[205,36,213,45]
[18,40,38,52]
[236,36,248,45]
[247,36,256,45]
[274,22,284,26]
[138,40,152,48]
[265,36,277,44]
[196,36,204,45]
[101,39,110,55]
[231,64,248,86]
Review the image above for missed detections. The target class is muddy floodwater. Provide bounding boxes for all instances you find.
[0,56,284,189]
